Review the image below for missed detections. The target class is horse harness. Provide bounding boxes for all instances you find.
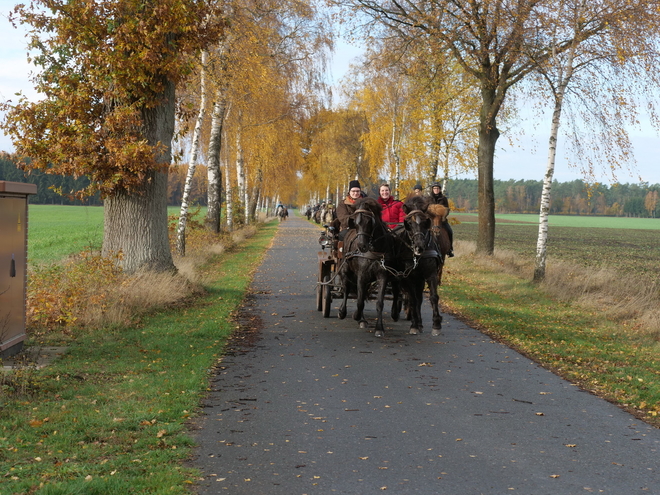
[403,209,443,265]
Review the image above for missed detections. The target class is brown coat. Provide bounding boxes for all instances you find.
[336,196,358,230]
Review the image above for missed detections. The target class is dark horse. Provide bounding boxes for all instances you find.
[397,195,444,336]
[336,197,403,337]
[278,206,288,222]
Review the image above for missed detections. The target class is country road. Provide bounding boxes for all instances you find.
[190,212,659,495]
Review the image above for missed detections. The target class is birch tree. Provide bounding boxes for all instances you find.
[528,0,660,280]
[343,0,660,255]
[204,0,330,228]
[205,97,229,233]
[176,51,208,256]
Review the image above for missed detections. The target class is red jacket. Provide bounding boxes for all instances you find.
[377,196,406,229]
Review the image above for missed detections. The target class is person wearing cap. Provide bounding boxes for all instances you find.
[412,183,423,196]
[377,183,406,229]
[335,179,363,238]
[430,182,454,256]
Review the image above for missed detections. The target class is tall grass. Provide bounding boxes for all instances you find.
[454,240,660,340]
[25,206,227,339]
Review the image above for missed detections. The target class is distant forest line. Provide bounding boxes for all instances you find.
[2,156,660,217]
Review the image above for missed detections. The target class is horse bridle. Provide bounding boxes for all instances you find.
[351,208,391,252]
[404,209,431,249]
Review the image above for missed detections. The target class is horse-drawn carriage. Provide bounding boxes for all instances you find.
[315,224,342,317]
[314,196,452,337]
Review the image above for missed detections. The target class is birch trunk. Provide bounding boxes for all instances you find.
[235,127,247,225]
[534,46,575,282]
[224,149,234,231]
[177,50,208,255]
[206,96,228,234]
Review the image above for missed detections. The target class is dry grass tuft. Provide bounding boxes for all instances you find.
[27,225,260,337]
[231,225,257,244]
[454,240,660,339]
[81,269,204,328]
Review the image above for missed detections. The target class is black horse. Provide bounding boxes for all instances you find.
[397,195,443,336]
[336,197,403,337]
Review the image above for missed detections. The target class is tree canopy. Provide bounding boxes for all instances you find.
[2,0,224,198]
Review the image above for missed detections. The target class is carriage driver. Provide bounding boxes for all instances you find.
[430,182,454,257]
[335,179,363,240]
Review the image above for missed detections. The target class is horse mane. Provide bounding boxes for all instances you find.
[403,195,430,214]
[427,203,448,222]
[353,196,382,217]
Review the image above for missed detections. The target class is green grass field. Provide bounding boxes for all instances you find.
[27,206,204,264]
[454,212,660,229]
[451,214,660,278]
[28,205,104,263]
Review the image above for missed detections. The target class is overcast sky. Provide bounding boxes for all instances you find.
[2,1,658,185]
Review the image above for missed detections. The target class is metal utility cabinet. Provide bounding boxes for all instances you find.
[0,181,37,358]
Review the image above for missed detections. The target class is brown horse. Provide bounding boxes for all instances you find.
[426,203,451,285]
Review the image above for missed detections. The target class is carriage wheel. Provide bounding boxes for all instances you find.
[316,277,323,311]
[317,263,330,311]
[322,274,332,318]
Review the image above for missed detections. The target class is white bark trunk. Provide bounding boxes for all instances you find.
[206,95,228,234]
[225,151,234,231]
[534,45,576,281]
[177,50,208,256]
[235,127,247,225]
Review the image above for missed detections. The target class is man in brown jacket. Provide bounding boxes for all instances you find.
[335,179,362,239]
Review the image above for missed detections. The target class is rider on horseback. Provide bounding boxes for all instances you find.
[430,182,454,257]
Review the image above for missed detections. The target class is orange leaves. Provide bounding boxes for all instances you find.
[3,0,225,197]
[27,251,124,331]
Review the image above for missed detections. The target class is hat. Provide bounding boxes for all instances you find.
[414,184,422,190]
[431,182,442,188]
[348,180,361,190]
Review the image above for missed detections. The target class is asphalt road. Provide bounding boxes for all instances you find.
[190,213,660,495]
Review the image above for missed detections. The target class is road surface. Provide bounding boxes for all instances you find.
[190,213,659,494]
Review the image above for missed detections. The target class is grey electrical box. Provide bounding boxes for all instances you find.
[0,181,37,358]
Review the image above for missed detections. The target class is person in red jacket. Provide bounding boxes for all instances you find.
[377,183,406,229]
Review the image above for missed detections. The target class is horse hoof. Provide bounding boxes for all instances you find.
[338,310,346,320]
[392,313,400,322]
[375,330,384,338]
[431,329,441,337]
[409,328,419,335]
[359,321,369,329]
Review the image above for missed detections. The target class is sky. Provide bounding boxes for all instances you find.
[2,1,659,186]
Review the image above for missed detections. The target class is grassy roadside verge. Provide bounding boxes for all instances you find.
[440,243,660,427]
[1,221,278,495]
